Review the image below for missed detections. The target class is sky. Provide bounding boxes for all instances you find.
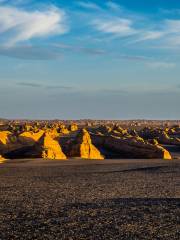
[0,0,180,120]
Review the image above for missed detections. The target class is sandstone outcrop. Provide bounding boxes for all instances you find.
[139,128,180,146]
[69,124,78,132]
[59,125,70,134]
[91,134,172,160]
[0,123,174,160]
[69,129,104,159]
[39,133,67,160]
[157,131,180,146]
[0,131,13,145]
[18,130,45,145]
[0,155,6,163]
[0,131,21,155]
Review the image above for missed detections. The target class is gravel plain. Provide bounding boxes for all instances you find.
[0,159,179,240]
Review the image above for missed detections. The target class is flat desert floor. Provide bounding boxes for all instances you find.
[0,159,179,239]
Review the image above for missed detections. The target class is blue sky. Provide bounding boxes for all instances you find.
[0,0,180,119]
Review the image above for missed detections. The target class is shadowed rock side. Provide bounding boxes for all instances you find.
[0,131,22,154]
[139,127,180,146]
[69,129,104,159]
[91,134,172,160]
[0,130,67,160]
[39,133,67,160]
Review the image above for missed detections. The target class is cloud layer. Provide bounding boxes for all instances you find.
[92,18,136,36]
[0,5,68,46]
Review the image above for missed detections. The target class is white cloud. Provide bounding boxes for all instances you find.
[0,5,68,46]
[106,1,121,11]
[161,20,180,47]
[77,1,101,10]
[137,31,165,41]
[133,19,180,46]
[165,19,180,33]
[86,2,180,48]
[92,18,136,36]
[147,61,176,69]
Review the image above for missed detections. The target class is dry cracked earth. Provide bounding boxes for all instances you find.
[0,159,179,240]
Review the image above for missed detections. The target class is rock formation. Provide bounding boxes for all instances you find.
[0,155,6,163]
[157,131,180,146]
[58,125,70,134]
[91,134,172,160]
[40,133,67,160]
[18,130,45,145]
[69,129,104,159]
[0,131,21,155]
[0,131,13,145]
[139,128,180,146]
[0,123,175,160]
[69,124,78,132]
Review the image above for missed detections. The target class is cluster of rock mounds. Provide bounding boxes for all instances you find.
[0,124,175,160]
[91,125,172,159]
[139,127,180,146]
[0,128,103,160]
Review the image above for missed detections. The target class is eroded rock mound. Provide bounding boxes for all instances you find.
[0,154,6,163]
[69,129,104,159]
[0,131,13,145]
[69,124,78,132]
[91,134,172,160]
[40,134,67,160]
[139,127,180,146]
[58,124,70,135]
[0,131,21,155]
[19,130,45,145]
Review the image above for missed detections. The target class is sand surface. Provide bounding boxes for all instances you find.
[0,159,179,239]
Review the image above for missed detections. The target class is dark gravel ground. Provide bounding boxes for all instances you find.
[0,159,179,240]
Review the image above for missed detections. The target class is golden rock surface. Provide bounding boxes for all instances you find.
[41,134,67,160]
[69,124,78,132]
[0,155,6,163]
[156,145,172,160]
[0,131,13,145]
[69,129,104,159]
[19,130,45,145]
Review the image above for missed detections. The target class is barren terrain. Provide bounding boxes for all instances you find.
[0,159,179,239]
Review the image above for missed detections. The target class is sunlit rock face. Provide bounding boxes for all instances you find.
[69,129,104,159]
[40,134,67,160]
[155,145,172,160]
[69,124,78,132]
[0,154,6,163]
[0,131,13,145]
[58,124,70,135]
[18,130,45,145]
